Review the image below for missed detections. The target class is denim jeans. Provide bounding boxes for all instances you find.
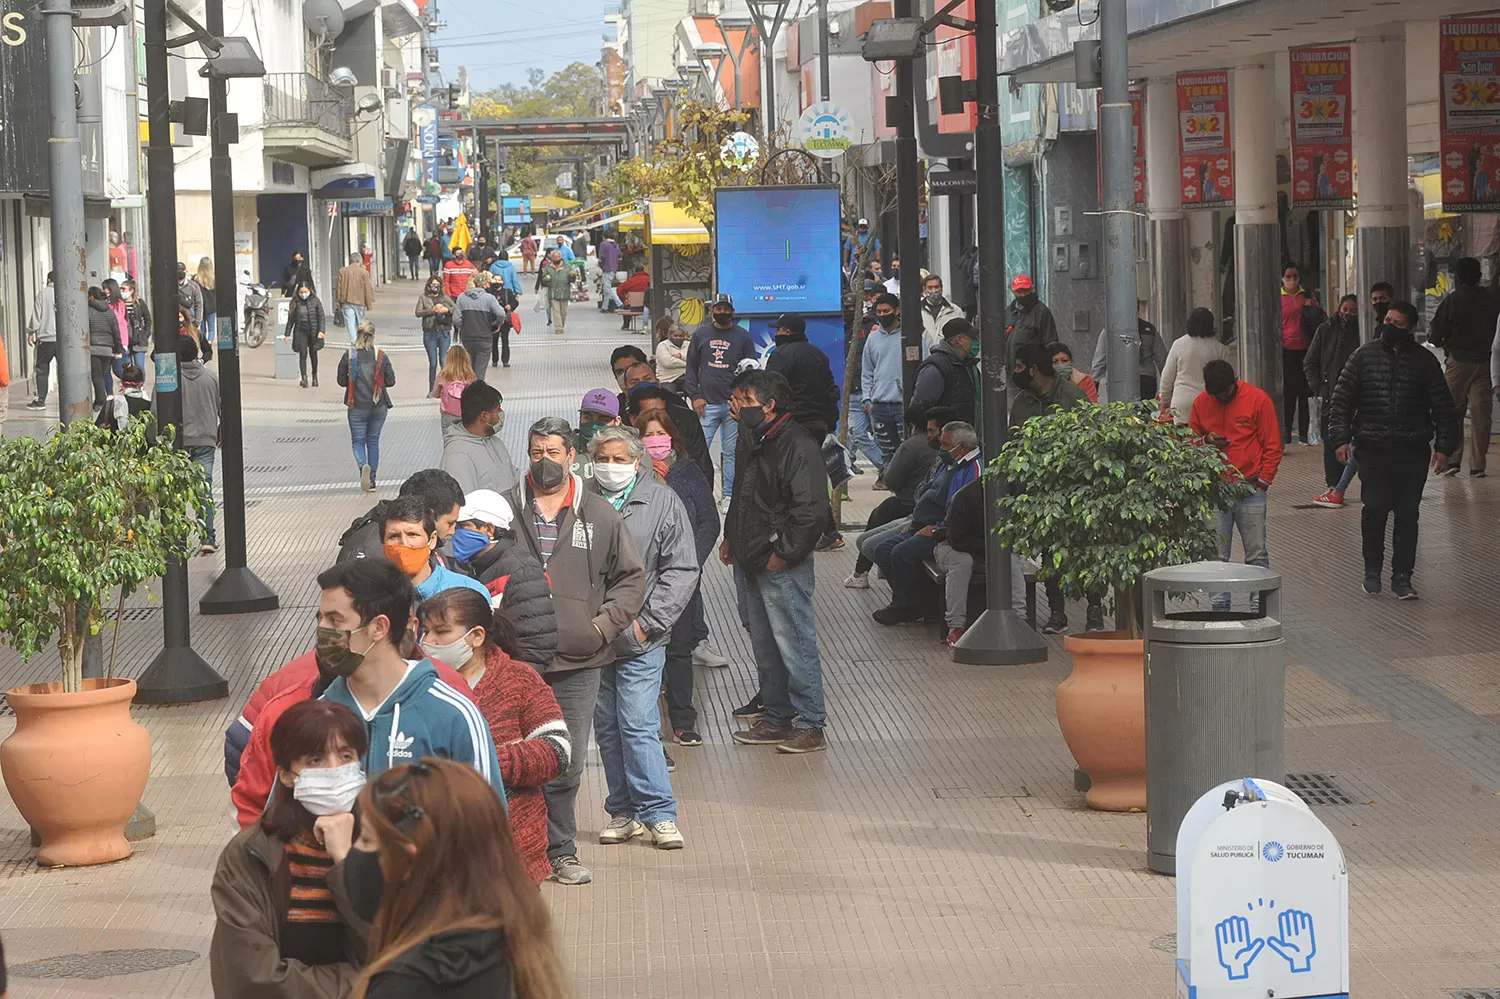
[342,303,365,345]
[422,329,451,393]
[868,400,904,466]
[854,498,915,574]
[856,516,912,568]
[543,667,602,860]
[595,646,677,824]
[347,405,389,480]
[1213,490,1268,611]
[846,394,885,471]
[699,402,739,497]
[186,444,217,546]
[202,313,217,348]
[888,534,939,608]
[737,560,826,730]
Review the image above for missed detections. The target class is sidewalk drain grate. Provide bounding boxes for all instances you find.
[273,435,316,444]
[117,607,160,621]
[244,465,290,474]
[1150,934,1176,954]
[11,948,200,979]
[1449,991,1500,999]
[1284,772,1354,805]
[297,418,336,424]
[931,786,1029,799]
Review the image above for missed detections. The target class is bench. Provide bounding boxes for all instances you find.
[922,556,1038,633]
[619,290,646,332]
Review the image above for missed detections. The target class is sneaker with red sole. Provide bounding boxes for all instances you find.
[1312,489,1344,508]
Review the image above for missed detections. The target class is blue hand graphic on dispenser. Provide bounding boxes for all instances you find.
[1214,915,1264,980]
[1266,909,1317,973]
[1215,900,1317,981]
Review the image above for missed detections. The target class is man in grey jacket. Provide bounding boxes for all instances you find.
[164,335,221,553]
[441,380,518,494]
[453,273,507,381]
[861,293,905,467]
[26,271,57,409]
[587,426,697,852]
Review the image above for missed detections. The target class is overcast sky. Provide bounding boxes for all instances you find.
[430,0,612,92]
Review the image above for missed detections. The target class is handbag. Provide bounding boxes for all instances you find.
[509,311,522,335]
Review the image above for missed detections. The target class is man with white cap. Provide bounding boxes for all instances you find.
[843,218,882,272]
[452,489,558,669]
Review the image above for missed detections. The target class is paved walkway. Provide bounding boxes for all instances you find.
[2,282,1500,998]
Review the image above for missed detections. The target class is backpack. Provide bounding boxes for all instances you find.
[440,378,468,417]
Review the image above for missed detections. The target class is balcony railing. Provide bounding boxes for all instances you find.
[263,72,353,139]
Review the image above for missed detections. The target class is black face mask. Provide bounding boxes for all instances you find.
[738,405,765,429]
[529,458,569,493]
[1380,323,1412,348]
[342,846,384,924]
[1373,301,1391,321]
[712,311,734,328]
[1011,369,1034,391]
[926,434,942,450]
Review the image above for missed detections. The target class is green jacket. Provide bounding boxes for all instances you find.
[541,261,575,301]
[1010,376,1089,428]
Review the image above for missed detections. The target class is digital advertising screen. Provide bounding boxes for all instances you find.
[714,186,842,314]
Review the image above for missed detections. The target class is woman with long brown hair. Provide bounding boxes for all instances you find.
[351,758,566,999]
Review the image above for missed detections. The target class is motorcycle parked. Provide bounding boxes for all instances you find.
[242,282,271,348]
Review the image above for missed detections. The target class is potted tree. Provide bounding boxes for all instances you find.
[990,402,1248,811]
[0,418,204,865]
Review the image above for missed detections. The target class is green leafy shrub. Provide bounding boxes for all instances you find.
[0,418,204,691]
[989,401,1251,637]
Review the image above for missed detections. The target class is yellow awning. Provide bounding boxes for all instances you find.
[646,200,709,246]
[530,194,582,211]
[618,210,644,230]
[1415,171,1457,220]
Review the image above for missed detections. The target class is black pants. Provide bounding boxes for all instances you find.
[1358,446,1429,577]
[298,347,319,381]
[1319,406,1343,487]
[406,253,420,279]
[90,355,113,408]
[1043,578,1103,620]
[1282,348,1310,442]
[855,495,915,573]
[34,340,57,402]
[491,328,510,367]
[664,585,708,731]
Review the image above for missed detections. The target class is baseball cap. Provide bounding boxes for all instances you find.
[774,314,805,335]
[579,388,620,418]
[458,489,514,530]
[857,218,869,227]
[1011,274,1035,293]
[863,279,880,294]
[735,357,762,376]
[711,293,734,309]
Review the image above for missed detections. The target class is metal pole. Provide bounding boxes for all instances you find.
[42,0,91,426]
[135,0,228,703]
[200,0,279,616]
[1100,0,1139,402]
[893,0,922,411]
[951,0,1047,665]
[817,0,831,183]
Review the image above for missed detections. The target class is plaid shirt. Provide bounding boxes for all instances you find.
[529,476,576,565]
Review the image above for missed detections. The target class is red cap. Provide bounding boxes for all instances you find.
[1011,274,1035,293]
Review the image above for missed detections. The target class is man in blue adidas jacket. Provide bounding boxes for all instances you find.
[314,559,506,808]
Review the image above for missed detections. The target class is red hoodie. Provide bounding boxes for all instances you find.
[1189,380,1284,486]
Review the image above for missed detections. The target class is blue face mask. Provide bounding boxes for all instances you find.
[452,528,491,562]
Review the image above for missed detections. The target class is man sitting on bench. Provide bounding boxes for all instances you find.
[614,265,651,329]
[931,477,985,648]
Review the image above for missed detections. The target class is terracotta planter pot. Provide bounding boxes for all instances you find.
[1,678,151,866]
[1057,632,1146,812]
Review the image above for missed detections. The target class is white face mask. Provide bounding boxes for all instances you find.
[292,761,365,816]
[420,629,477,669]
[299,290,311,299]
[594,461,637,492]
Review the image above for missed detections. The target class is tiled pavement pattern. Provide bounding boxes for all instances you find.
[3,284,1500,998]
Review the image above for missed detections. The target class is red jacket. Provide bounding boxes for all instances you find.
[616,271,650,297]
[1189,380,1284,486]
[443,258,477,298]
[230,655,477,829]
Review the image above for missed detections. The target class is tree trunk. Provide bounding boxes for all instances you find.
[58,601,87,694]
[1116,583,1143,640]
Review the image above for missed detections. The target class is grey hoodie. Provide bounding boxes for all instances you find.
[440,421,519,494]
[177,358,221,448]
[594,469,700,657]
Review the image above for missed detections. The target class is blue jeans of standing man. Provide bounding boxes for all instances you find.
[347,405,389,483]
[422,328,451,393]
[737,560,826,730]
[846,393,885,471]
[594,646,677,824]
[1213,490,1269,611]
[699,402,738,498]
[186,444,217,547]
[867,400,904,467]
[342,303,365,345]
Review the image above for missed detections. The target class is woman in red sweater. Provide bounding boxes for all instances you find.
[415,588,569,885]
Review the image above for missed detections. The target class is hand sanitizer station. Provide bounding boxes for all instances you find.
[1176,778,1349,999]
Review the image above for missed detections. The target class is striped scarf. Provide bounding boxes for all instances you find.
[283,833,338,924]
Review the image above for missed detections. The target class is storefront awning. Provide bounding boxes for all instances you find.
[646,201,709,246]
[530,194,582,211]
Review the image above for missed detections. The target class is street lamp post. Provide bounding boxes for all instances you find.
[745,0,792,141]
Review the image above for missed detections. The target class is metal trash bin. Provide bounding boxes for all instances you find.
[274,298,301,380]
[1143,561,1285,875]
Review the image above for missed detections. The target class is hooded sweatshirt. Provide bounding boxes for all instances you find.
[861,322,904,404]
[453,287,504,340]
[177,358,221,448]
[441,421,519,495]
[364,928,510,999]
[320,658,507,806]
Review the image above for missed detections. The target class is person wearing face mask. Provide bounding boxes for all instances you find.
[415,277,456,394]
[450,489,557,668]
[1369,281,1395,324]
[442,247,477,300]
[610,344,650,395]
[415,591,569,885]
[909,317,980,427]
[653,318,689,387]
[453,273,508,382]
[282,250,308,296]
[1304,295,1362,505]
[586,426,698,850]
[440,380,518,495]
[1005,274,1058,367]
[211,699,372,997]
[284,281,326,388]
[378,496,491,603]
[177,260,204,327]
[120,279,151,374]
[1048,341,1098,404]
[843,217,882,271]
[626,380,715,482]
[686,294,756,511]
[919,274,963,356]
[541,249,578,335]
[403,230,423,280]
[1328,301,1459,599]
[845,408,951,589]
[1427,256,1498,476]
[861,293,907,473]
[765,313,843,549]
[575,387,623,479]
[504,417,646,885]
[337,321,397,493]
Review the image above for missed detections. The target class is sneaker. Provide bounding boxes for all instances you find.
[872,604,924,625]
[648,820,684,850]
[200,542,219,555]
[776,728,828,754]
[360,464,373,493]
[547,854,593,884]
[945,627,966,648]
[873,476,890,492]
[1392,574,1418,600]
[599,816,644,845]
[731,694,764,723]
[1085,608,1105,632]
[25,400,44,410]
[1363,572,1381,596]
[815,534,845,551]
[1040,611,1068,635]
[1442,463,1461,476]
[850,464,865,475]
[675,727,703,746]
[1472,470,1488,479]
[691,642,729,668]
[732,719,795,745]
[663,748,676,772]
[843,571,870,589]
[719,496,731,514]
[1312,489,1344,508]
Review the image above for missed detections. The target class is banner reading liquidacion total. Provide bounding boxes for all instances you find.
[1289,45,1353,209]
[1440,15,1500,212]
[1176,70,1234,208]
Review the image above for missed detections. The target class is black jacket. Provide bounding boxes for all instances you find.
[765,333,839,437]
[1302,316,1361,401]
[1327,334,1459,455]
[726,414,826,571]
[464,533,558,668]
[664,458,720,564]
[365,929,513,999]
[88,298,123,357]
[403,233,422,256]
[124,298,151,349]
[910,339,978,425]
[1428,283,1500,364]
[937,478,986,558]
[285,294,326,351]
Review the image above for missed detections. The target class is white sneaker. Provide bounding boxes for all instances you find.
[719,496,731,514]
[691,642,730,668]
[599,816,644,845]
[648,820,684,850]
[843,571,869,589]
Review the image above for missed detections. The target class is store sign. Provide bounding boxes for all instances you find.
[0,0,49,193]
[1289,46,1352,209]
[795,101,854,159]
[928,168,977,195]
[720,131,760,172]
[1439,16,1500,212]
[340,198,393,217]
[1096,87,1145,206]
[1176,70,1234,208]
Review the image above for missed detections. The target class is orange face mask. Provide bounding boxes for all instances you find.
[383,543,431,576]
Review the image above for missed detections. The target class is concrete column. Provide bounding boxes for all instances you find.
[1146,76,1189,345]
[1232,60,1283,413]
[1186,211,1219,327]
[1354,29,1409,338]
